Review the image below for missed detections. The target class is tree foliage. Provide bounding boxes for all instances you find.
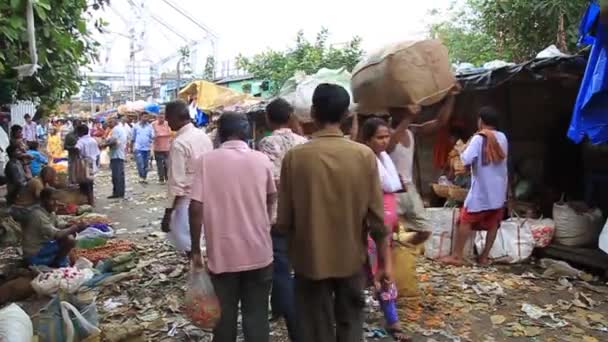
[431,0,588,64]
[236,28,364,94]
[203,56,216,80]
[0,0,107,108]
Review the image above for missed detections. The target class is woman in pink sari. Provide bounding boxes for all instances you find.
[360,117,410,341]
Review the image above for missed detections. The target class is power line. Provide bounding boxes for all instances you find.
[159,0,218,39]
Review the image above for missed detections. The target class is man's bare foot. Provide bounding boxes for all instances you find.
[477,256,491,266]
[440,255,465,266]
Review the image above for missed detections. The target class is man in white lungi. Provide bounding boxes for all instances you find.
[161,100,213,253]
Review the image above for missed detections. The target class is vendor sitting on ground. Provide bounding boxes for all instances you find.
[22,188,86,267]
[10,166,57,224]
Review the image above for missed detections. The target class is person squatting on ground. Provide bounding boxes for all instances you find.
[189,112,276,342]
[22,188,88,267]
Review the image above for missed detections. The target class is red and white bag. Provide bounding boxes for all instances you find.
[529,218,555,248]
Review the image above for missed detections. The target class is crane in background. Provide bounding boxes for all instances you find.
[89,0,219,101]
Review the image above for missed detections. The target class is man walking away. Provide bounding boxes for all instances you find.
[441,107,508,266]
[23,114,38,144]
[152,113,171,184]
[75,125,100,206]
[276,84,391,342]
[161,100,213,253]
[258,98,307,341]
[132,113,155,183]
[102,119,127,199]
[189,113,276,342]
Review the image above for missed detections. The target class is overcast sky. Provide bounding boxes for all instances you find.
[91,0,452,74]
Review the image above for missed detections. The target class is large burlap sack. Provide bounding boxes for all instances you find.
[351,40,456,112]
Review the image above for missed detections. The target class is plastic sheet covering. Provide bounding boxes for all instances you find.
[279,68,354,122]
[568,1,608,144]
[178,80,255,111]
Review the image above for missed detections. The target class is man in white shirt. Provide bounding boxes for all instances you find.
[442,107,508,266]
[387,93,456,236]
[75,124,100,206]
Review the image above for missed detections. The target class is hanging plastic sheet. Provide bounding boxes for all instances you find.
[568,1,608,144]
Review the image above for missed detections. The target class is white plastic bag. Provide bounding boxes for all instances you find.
[0,303,33,342]
[99,149,110,167]
[423,207,472,260]
[167,198,205,252]
[76,226,115,240]
[31,267,95,296]
[475,217,535,264]
[61,301,101,342]
[553,201,603,247]
[184,266,221,329]
[600,219,608,254]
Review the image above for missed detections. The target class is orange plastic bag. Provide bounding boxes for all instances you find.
[184,267,221,330]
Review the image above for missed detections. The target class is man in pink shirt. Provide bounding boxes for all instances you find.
[189,112,276,342]
[152,113,171,183]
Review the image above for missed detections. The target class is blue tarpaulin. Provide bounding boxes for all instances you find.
[568,1,608,144]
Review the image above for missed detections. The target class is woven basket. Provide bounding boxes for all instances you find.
[448,186,469,202]
[451,156,466,175]
[432,183,450,198]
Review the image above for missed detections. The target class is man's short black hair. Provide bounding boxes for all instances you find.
[27,141,39,150]
[479,107,500,128]
[165,100,190,121]
[10,124,22,134]
[312,83,350,124]
[218,112,250,143]
[24,114,31,119]
[266,98,293,125]
[76,124,89,136]
[40,187,58,203]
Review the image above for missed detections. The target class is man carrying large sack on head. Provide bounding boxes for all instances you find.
[386,88,458,237]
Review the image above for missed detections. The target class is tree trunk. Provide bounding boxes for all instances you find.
[557,13,567,52]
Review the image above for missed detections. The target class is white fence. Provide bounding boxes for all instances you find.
[10,100,37,127]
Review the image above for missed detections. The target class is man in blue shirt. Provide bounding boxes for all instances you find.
[132,113,155,183]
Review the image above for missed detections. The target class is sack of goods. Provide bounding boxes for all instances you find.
[424,207,474,260]
[553,201,603,247]
[475,217,535,264]
[351,40,456,113]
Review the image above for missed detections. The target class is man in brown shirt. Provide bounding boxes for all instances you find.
[277,83,391,342]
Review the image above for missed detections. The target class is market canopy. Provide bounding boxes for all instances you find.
[178,80,256,111]
[455,55,585,91]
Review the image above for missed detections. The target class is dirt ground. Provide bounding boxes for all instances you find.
[87,160,608,341]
